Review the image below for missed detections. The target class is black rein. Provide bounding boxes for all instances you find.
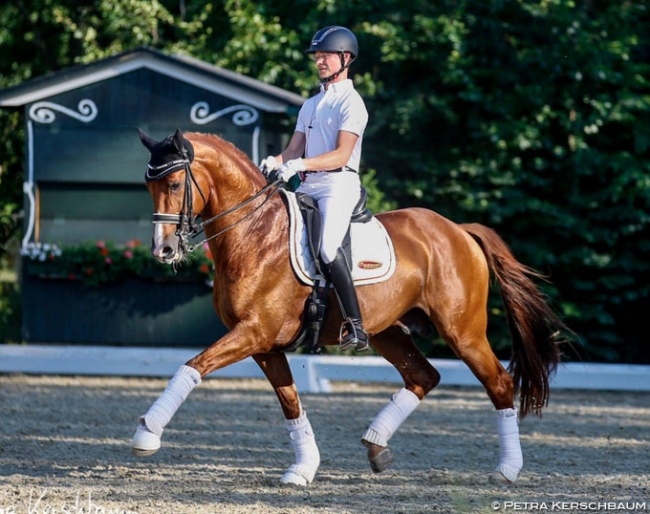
[150,155,281,254]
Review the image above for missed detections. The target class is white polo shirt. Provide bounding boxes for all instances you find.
[295,79,368,172]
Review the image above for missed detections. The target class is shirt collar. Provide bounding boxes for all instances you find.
[319,79,354,94]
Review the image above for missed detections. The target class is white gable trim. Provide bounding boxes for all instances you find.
[0,56,296,112]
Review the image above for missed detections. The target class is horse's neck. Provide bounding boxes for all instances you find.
[202,168,286,258]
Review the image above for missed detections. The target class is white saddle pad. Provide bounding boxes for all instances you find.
[281,189,397,286]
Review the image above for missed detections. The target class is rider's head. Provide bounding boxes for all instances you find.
[305,26,358,84]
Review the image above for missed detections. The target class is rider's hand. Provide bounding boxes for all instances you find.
[278,158,306,183]
[259,155,279,179]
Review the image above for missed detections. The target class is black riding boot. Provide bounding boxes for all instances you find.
[326,250,370,352]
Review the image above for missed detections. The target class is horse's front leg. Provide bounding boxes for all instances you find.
[131,322,268,457]
[252,352,320,486]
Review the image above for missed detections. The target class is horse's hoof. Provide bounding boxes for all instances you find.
[280,464,318,487]
[368,447,393,473]
[489,471,516,485]
[280,464,315,486]
[131,447,159,457]
[131,424,161,457]
[280,470,308,486]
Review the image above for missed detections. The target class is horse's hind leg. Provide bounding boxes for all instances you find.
[362,325,441,473]
[439,317,522,484]
[252,352,320,486]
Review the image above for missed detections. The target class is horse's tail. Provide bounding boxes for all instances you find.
[462,223,567,418]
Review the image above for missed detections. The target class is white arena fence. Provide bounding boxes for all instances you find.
[0,344,648,393]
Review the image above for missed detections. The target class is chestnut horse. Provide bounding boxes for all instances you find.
[131,129,567,486]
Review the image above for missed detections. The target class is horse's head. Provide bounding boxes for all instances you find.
[139,128,208,264]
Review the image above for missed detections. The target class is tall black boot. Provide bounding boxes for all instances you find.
[326,250,370,352]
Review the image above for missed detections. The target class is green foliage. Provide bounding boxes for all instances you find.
[1,0,648,362]
[0,280,21,343]
[361,169,397,214]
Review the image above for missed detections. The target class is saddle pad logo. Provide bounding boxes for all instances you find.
[357,260,383,270]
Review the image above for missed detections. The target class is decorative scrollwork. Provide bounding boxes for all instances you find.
[28,100,98,124]
[190,102,259,126]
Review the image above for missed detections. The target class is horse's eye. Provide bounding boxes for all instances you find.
[169,182,181,192]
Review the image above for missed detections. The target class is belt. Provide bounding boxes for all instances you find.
[310,166,358,173]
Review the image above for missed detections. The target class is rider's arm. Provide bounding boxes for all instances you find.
[301,130,359,172]
[276,131,306,166]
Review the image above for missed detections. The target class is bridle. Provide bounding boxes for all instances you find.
[146,147,281,254]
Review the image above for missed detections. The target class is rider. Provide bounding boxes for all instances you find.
[261,26,370,352]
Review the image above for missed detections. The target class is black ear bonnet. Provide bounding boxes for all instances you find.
[140,128,195,181]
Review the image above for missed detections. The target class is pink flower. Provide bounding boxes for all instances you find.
[123,250,133,259]
[96,240,106,249]
[105,257,112,265]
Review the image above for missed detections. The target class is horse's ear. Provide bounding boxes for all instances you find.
[138,128,158,151]
[172,128,185,153]
[173,128,194,162]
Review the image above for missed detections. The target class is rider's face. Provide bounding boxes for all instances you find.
[311,52,346,79]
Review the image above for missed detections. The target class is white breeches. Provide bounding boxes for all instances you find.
[296,171,361,264]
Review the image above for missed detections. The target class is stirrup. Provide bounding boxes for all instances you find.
[339,318,370,352]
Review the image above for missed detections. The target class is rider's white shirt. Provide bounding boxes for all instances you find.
[295,79,368,172]
[294,78,369,264]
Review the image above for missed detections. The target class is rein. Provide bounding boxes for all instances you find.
[150,155,281,254]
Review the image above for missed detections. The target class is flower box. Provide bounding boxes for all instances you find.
[20,240,226,346]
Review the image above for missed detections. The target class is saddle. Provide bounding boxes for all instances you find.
[295,187,373,273]
[282,187,395,353]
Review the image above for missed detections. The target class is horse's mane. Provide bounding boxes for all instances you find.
[184,132,264,184]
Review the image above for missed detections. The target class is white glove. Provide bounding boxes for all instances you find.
[278,158,306,182]
[259,155,279,177]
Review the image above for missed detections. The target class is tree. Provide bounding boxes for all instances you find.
[1,0,648,362]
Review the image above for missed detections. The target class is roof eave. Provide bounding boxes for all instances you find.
[0,47,304,113]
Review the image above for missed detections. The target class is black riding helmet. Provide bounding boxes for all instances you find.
[305,26,358,83]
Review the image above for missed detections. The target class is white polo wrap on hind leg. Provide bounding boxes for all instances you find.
[280,410,320,486]
[361,388,421,447]
[142,365,202,436]
[496,407,523,482]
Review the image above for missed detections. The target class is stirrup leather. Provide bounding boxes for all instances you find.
[339,318,370,352]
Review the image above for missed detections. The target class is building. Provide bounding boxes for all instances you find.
[0,46,303,346]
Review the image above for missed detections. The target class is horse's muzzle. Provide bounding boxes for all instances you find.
[151,235,183,264]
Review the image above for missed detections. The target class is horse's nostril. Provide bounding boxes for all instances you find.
[152,244,175,261]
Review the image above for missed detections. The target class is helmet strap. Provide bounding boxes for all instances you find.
[320,52,356,84]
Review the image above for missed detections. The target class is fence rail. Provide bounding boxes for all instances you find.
[1,344,648,392]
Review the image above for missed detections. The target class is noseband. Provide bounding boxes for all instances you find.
[146,148,280,254]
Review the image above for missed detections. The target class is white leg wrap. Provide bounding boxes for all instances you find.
[132,365,201,453]
[361,388,421,447]
[280,410,320,486]
[495,408,523,482]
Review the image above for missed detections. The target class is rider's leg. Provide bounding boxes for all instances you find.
[326,249,369,351]
[298,172,368,351]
